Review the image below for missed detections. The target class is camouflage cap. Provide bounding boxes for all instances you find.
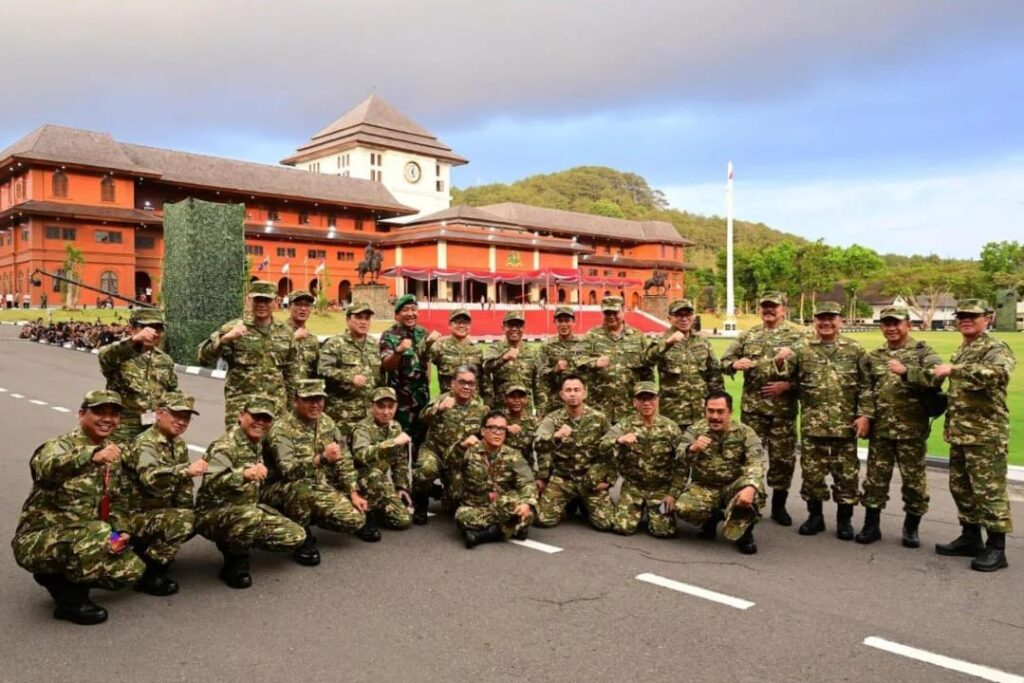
[955,298,992,315]
[449,308,472,322]
[248,281,277,299]
[130,308,164,326]
[289,289,315,303]
[879,305,910,321]
[244,395,278,417]
[394,293,417,313]
[759,291,786,305]
[632,381,659,397]
[600,296,624,312]
[503,310,526,323]
[295,378,327,398]
[159,391,199,415]
[553,305,576,319]
[372,387,398,403]
[813,301,843,316]
[504,384,529,396]
[81,389,124,409]
[668,299,695,314]
[346,301,375,317]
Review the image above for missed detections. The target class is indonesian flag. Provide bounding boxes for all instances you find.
[282,262,290,274]
[257,256,270,272]
[314,260,326,275]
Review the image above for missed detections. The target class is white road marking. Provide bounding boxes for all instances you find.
[863,637,1023,683]
[509,538,563,554]
[10,393,24,399]
[635,572,755,610]
[91,349,99,355]
[29,399,48,405]
[0,387,7,392]
[187,444,206,454]
[185,366,202,375]
[211,369,227,379]
[51,406,71,413]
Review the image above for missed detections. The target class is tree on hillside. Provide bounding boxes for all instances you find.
[794,240,837,319]
[589,198,626,218]
[980,240,1024,294]
[833,244,884,319]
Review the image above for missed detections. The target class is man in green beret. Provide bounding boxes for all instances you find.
[12,390,145,625]
[426,308,483,391]
[481,309,540,409]
[197,280,298,427]
[286,289,320,391]
[319,301,382,434]
[99,308,179,444]
[932,299,1015,571]
[536,306,581,416]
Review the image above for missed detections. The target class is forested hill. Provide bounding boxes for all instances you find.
[451,166,805,267]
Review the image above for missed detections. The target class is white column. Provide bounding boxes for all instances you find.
[487,245,497,301]
[395,245,404,296]
[437,239,448,300]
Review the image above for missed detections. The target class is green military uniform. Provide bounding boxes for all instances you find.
[413,391,489,502]
[455,442,538,539]
[535,306,581,415]
[350,395,413,530]
[287,290,320,390]
[379,296,432,443]
[426,309,483,389]
[481,311,540,409]
[98,309,178,444]
[506,413,539,472]
[533,404,615,529]
[676,419,766,541]
[318,304,382,431]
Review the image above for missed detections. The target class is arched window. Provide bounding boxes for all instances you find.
[100,271,118,294]
[52,170,68,198]
[100,175,116,202]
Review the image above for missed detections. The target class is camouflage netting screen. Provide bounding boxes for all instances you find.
[162,198,245,365]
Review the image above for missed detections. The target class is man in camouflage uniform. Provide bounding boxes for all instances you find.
[720,291,805,526]
[535,306,581,416]
[12,390,144,625]
[777,301,873,540]
[379,294,440,455]
[855,305,943,548]
[456,411,538,548]
[576,296,653,424]
[319,302,382,433]
[350,388,414,539]
[533,375,615,530]
[602,382,686,538]
[116,391,206,596]
[195,396,306,589]
[99,308,179,444]
[676,392,766,554]
[286,289,320,389]
[644,299,724,433]
[412,365,489,524]
[197,280,298,427]
[481,310,540,409]
[933,299,1016,572]
[426,308,483,390]
[503,384,538,471]
[263,379,369,565]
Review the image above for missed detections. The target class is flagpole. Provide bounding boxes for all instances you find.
[724,161,737,335]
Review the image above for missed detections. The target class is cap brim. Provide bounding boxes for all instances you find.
[85,401,123,409]
[166,407,200,415]
[249,293,275,300]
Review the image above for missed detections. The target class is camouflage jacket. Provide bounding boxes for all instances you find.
[644,331,724,427]
[421,392,489,456]
[16,427,119,534]
[197,318,297,407]
[535,336,581,415]
[427,336,484,390]
[861,337,943,441]
[379,323,431,415]
[118,426,193,512]
[680,420,766,492]
[576,326,654,423]
[534,405,613,483]
[195,426,265,510]
[942,333,1016,445]
[780,335,875,439]
[459,443,538,510]
[319,330,382,424]
[98,339,178,416]
[505,413,539,469]
[720,321,805,417]
[289,325,321,388]
[265,411,356,495]
[600,414,686,493]
[481,341,539,409]
[349,417,411,489]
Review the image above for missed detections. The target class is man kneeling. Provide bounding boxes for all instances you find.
[675,392,766,554]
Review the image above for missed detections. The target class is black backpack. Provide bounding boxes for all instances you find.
[915,342,948,419]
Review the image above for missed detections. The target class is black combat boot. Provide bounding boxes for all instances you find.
[412,491,430,526]
[735,527,758,555]
[356,513,382,543]
[33,573,62,603]
[136,557,179,595]
[902,513,922,548]
[217,543,252,589]
[697,510,723,540]
[971,531,1008,572]
[855,507,882,545]
[53,578,108,625]
[836,504,855,541]
[565,498,581,521]
[464,525,504,549]
[935,523,984,556]
[798,500,825,536]
[770,489,792,526]
[293,528,321,566]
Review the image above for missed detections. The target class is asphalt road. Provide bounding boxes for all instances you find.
[0,326,1021,683]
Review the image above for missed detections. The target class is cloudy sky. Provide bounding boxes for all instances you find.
[3,1,1022,257]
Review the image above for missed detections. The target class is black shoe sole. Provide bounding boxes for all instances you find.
[54,607,108,625]
[935,546,984,557]
[971,558,1009,572]
[771,514,793,527]
[854,533,881,545]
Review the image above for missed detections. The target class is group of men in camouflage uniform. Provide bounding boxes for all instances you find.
[11,279,1016,626]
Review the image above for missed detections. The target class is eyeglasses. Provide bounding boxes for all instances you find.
[483,425,508,433]
[247,413,274,423]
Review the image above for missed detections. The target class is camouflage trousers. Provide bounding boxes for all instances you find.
[261,481,365,534]
[455,493,533,539]
[412,445,461,502]
[12,521,145,590]
[799,436,860,504]
[195,504,306,554]
[361,469,412,530]
[121,508,195,565]
[743,411,798,491]
[949,443,1013,534]
[861,437,929,515]
[675,480,764,541]
[534,475,614,530]
[110,412,148,446]
[223,389,287,429]
[611,482,676,538]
